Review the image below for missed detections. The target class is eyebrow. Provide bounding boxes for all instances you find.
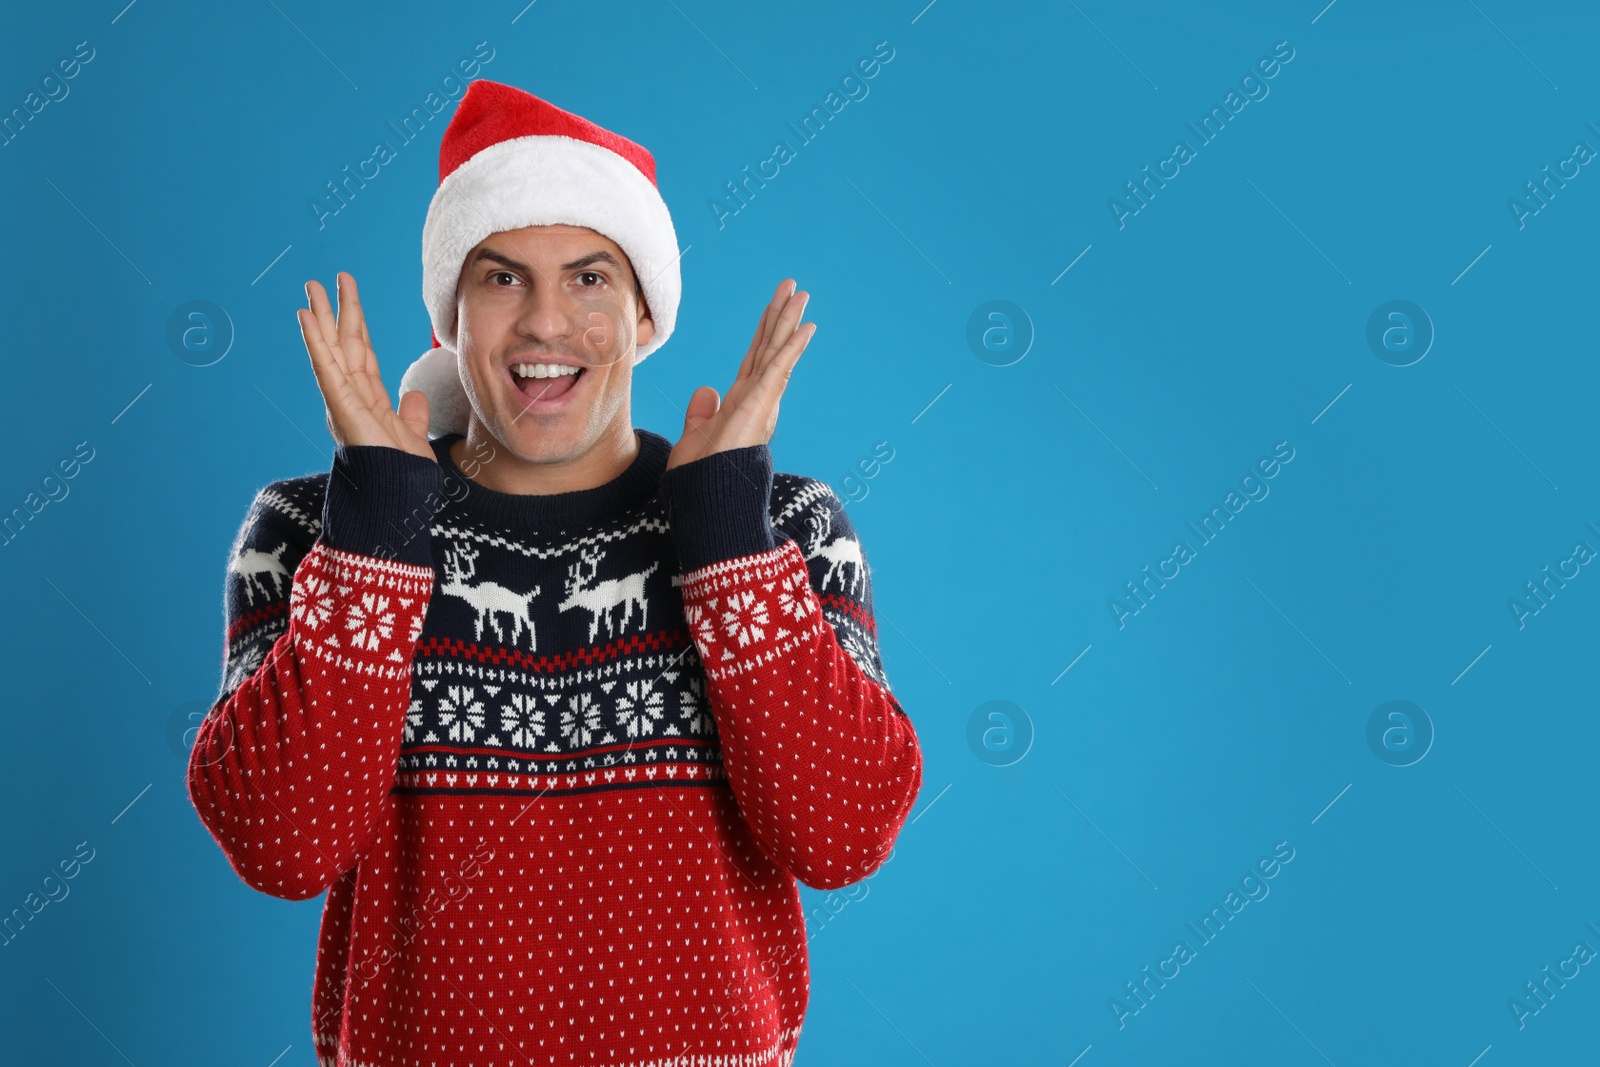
[470,247,623,273]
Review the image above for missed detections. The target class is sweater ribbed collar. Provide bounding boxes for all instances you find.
[430,428,672,533]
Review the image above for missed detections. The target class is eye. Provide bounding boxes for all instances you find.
[576,270,606,288]
[489,270,521,287]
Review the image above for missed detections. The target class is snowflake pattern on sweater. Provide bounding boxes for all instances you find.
[188,429,922,1067]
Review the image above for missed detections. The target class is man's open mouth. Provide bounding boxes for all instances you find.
[509,362,585,401]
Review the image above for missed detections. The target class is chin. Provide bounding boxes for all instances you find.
[500,409,596,457]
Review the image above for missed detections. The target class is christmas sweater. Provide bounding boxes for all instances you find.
[187,427,923,1067]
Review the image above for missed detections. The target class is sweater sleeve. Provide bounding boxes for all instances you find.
[186,446,443,901]
[664,447,923,890]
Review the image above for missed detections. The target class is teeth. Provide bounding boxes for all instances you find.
[513,363,582,379]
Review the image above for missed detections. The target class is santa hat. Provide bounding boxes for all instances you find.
[398,80,680,438]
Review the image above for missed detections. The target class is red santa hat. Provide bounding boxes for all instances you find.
[398,79,680,438]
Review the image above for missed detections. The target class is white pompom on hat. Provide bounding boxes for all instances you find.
[397,79,680,439]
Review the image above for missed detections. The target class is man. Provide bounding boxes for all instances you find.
[187,79,922,1066]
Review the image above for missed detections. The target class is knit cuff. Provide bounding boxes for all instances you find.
[665,444,779,573]
[322,445,446,567]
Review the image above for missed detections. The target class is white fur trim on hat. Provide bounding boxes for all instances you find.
[402,133,680,438]
[397,341,472,440]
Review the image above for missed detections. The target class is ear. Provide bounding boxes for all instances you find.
[634,285,656,349]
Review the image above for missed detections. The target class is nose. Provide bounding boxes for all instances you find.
[514,276,577,348]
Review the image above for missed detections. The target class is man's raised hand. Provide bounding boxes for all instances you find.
[666,279,816,472]
[298,271,435,462]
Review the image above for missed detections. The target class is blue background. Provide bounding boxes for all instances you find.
[2,0,1597,1063]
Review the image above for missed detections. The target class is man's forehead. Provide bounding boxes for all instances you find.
[472,225,630,267]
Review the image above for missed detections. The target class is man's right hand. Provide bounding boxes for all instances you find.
[299,271,436,462]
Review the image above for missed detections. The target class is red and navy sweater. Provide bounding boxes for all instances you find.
[187,427,923,1067]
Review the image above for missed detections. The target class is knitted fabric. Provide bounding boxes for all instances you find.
[188,428,922,1066]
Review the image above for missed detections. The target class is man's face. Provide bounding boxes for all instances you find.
[453,223,655,463]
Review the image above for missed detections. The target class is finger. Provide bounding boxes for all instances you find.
[678,385,721,456]
[306,280,349,378]
[740,283,798,384]
[355,315,381,392]
[298,306,342,391]
[756,279,795,350]
[686,384,720,425]
[335,273,365,362]
[335,273,387,412]
[317,272,390,415]
[749,280,790,356]
[341,272,380,378]
[715,319,812,449]
[748,320,814,412]
[738,280,794,382]
[302,307,392,448]
[307,275,381,415]
[301,302,378,434]
[754,289,809,376]
[298,307,356,441]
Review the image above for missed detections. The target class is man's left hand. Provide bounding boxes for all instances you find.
[666,279,816,471]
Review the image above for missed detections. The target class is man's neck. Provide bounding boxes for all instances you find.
[451,420,640,497]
